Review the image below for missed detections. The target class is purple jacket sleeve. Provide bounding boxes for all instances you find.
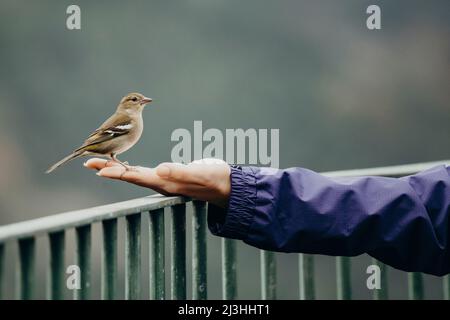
[208,164,450,276]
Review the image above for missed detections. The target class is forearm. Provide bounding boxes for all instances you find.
[208,164,450,276]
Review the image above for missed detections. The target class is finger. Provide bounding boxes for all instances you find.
[155,162,205,184]
[97,166,169,190]
[84,158,120,170]
[97,166,145,181]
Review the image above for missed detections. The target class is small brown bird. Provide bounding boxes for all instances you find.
[46,92,152,173]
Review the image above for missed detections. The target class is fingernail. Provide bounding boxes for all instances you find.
[83,162,87,167]
[96,171,102,176]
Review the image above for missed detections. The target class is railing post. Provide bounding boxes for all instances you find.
[48,231,65,300]
[149,208,165,300]
[336,256,351,300]
[372,258,388,300]
[192,201,207,300]
[299,254,315,300]
[102,218,117,300]
[261,250,276,299]
[222,238,237,300]
[0,243,4,299]
[408,272,424,300]
[444,275,450,300]
[125,213,141,300]
[75,225,91,300]
[17,238,35,300]
[171,203,186,300]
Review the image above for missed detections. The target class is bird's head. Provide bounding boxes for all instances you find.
[118,92,153,114]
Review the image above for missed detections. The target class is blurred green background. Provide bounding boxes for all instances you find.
[0,0,448,299]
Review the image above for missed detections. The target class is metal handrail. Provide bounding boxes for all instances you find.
[0,195,188,242]
[322,160,449,178]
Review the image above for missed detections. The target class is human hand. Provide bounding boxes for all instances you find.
[84,158,231,208]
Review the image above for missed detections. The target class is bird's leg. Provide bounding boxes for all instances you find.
[111,154,134,171]
[105,159,129,167]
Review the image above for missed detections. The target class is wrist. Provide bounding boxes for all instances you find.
[212,164,232,208]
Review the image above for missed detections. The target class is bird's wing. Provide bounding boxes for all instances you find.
[75,113,134,152]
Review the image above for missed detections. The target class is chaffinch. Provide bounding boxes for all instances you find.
[46,92,152,173]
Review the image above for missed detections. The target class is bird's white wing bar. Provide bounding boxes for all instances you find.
[105,123,133,135]
[115,124,133,130]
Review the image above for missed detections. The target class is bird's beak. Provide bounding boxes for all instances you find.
[141,97,153,105]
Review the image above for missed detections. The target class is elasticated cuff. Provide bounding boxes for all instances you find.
[207,165,257,240]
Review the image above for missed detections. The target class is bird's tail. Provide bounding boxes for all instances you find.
[45,151,83,174]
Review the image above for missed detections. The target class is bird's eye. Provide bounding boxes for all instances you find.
[131,97,138,102]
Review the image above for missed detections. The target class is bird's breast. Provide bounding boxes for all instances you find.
[115,116,144,155]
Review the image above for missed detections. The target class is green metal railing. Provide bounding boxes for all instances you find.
[0,160,448,300]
